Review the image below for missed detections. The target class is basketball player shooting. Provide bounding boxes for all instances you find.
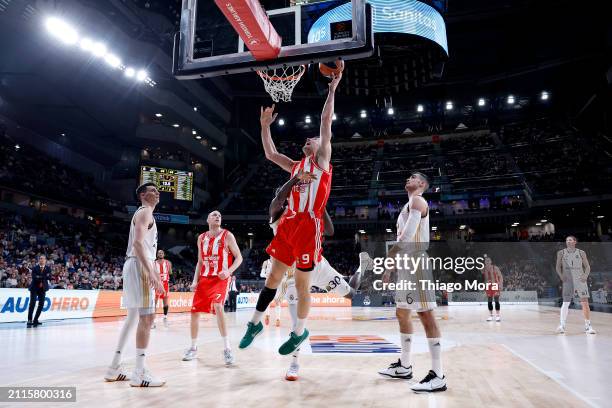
[104,182,166,387]
[239,71,342,355]
[183,210,243,365]
[556,235,596,334]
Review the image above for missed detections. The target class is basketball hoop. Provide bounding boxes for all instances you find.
[257,65,306,103]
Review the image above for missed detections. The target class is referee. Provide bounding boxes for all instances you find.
[27,255,51,328]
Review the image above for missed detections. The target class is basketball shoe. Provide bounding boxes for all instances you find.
[104,365,130,382]
[279,329,309,355]
[224,348,235,365]
[285,362,299,381]
[130,368,165,387]
[556,325,566,334]
[495,315,501,322]
[378,359,413,379]
[585,323,596,334]
[182,347,197,361]
[239,321,264,349]
[410,370,447,393]
[486,315,494,322]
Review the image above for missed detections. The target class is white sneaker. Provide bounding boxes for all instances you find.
[410,370,447,393]
[223,348,235,365]
[285,362,299,381]
[486,316,494,322]
[104,365,130,382]
[163,316,168,327]
[129,368,165,387]
[182,347,197,361]
[378,359,413,379]
[495,315,501,322]
[556,325,566,334]
[585,325,596,334]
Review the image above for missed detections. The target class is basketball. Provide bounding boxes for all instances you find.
[319,60,345,78]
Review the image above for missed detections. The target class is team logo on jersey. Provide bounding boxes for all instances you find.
[363,296,371,306]
[293,181,309,194]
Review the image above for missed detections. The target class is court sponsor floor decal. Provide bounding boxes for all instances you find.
[309,335,400,353]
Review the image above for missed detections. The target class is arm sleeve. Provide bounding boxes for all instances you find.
[397,209,423,242]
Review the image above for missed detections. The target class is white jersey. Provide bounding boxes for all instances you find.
[396,195,429,244]
[561,248,584,277]
[126,206,158,261]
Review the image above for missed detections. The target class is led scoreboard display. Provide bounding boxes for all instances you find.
[140,166,193,201]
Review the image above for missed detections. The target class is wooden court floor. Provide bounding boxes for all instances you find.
[1,305,610,408]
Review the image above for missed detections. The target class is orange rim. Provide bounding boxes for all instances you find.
[257,65,306,81]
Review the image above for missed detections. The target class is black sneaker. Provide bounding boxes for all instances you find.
[33,321,42,327]
[26,321,33,328]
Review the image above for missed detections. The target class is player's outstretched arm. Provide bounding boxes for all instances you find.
[269,170,317,219]
[318,72,342,171]
[260,104,297,173]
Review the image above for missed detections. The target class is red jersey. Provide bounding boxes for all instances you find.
[287,155,333,218]
[483,266,502,285]
[199,229,233,277]
[156,259,171,283]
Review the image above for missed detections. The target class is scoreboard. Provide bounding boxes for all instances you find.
[140,166,193,201]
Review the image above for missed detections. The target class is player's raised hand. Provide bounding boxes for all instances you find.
[329,71,342,92]
[296,170,318,183]
[260,104,278,126]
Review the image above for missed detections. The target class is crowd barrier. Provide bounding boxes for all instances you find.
[0,289,351,323]
[448,290,538,305]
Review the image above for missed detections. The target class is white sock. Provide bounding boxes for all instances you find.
[135,348,146,371]
[289,303,298,331]
[427,338,443,377]
[276,305,282,320]
[400,333,412,367]
[191,338,197,349]
[222,336,230,349]
[295,318,306,336]
[251,310,264,324]
[292,348,300,364]
[585,319,591,326]
[110,309,138,368]
[560,302,570,325]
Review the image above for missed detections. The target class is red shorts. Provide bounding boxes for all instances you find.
[266,213,323,270]
[191,277,229,314]
[486,289,500,298]
[156,282,169,300]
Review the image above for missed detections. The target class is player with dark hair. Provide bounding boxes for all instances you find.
[104,182,166,387]
[482,256,503,322]
[556,235,595,334]
[152,249,172,328]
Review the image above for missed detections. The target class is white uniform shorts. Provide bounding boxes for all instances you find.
[394,251,437,312]
[122,257,155,314]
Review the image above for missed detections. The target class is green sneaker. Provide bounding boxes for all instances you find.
[239,321,263,349]
[278,329,309,355]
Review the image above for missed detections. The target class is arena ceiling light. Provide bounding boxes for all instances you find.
[540,219,547,223]
[431,226,437,231]
[385,228,392,233]
[332,113,337,121]
[305,115,311,124]
[45,17,78,45]
[359,230,366,234]
[247,232,254,236]
[172,123,180,128]
[155,113,163,117]
[136,70,148,82]
[79,37,93,51]
[91,42,107,58]
[211,146,218,151]
[541,91,549,100]
[192,130,197,135]
[14,144,20,150]
[416,104,424,113]
[478,98,485,107]
[445,101,453,111]
[597,215,605,219]
[507,95,515,105]
[125,67,135,78]
[193,107,198,112]
[459,224,466,230]
[104,53,121,69]
[535,223,542,226]
[387,107,395,115]
[195,135,202,140]
[360,110,367,118]
[278,118,285,126]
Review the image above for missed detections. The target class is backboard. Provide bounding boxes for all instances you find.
[173,0,373,79]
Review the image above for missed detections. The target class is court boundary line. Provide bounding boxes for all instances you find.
[501,344,598,408]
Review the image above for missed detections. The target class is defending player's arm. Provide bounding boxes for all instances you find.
[190,235,203,291]
[317,72,342,171]
[397,196,427,242]
[260,104,297,173]
[580,250,591,282]
[495,266,503,290]
[133,209,164,293]
[218,232,243,280]
[322,209,334,237]
[555,250,564,281]
[269,170,317,219]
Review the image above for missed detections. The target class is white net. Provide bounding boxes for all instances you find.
[256,65,306,103]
